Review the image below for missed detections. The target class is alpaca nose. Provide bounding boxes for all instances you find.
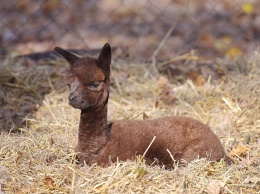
[68,94,77,102]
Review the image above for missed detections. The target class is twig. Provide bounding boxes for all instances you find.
[158,52,198,69]
[166,149,176,163]
[151,24,176,60]
[70,164,76,191]
[141,136,156,161]
[67,165,90,182]
[43,100,59,123]
[150,23,177,74]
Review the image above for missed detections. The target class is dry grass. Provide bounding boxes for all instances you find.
[0,51,260,194]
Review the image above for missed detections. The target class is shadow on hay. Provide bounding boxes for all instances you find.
[0,55,66,132]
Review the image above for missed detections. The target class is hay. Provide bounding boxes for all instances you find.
[0,57,66,131]
[0,51,260,193]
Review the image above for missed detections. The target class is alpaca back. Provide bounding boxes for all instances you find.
[98,116,225,165]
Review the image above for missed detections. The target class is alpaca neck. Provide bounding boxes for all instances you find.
[78,105,109,151]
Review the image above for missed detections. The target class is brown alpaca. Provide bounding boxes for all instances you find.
[54,43,231,166]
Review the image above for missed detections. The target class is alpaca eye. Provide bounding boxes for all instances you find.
[88,82,101,90]
[88,82,100,88]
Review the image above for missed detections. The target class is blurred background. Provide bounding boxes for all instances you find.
[0,0,260,130]
[0,0,259,61]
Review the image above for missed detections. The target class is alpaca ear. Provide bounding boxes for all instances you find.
[54,47,80,65]
[97,43,111,77]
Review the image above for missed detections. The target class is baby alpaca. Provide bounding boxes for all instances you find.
[54,43,230,166]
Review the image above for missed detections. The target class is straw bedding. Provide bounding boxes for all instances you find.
[0,51,259,193]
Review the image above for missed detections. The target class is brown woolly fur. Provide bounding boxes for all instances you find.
[54,43,231,166]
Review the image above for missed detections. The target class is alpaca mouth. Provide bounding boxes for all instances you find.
[69,97,81,108]
[69,100,78,108]
[69,99,90,110]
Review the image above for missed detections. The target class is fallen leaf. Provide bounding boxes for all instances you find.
[228,145,247,156]
[241,3,254,15]
[225,47,243,59]
[197,33,214,48]
[196,76,205,86]
[187,70,199,82]
[156,76,168,88]
[134,167,147,179]
[44,176,54,187]
[206,166,216,176]
[157,76,175,104]
[239,155,258,166]
[214,36,232,52]
[206,180,221,194]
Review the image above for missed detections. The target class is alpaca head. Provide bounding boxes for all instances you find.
[54,43,111,111]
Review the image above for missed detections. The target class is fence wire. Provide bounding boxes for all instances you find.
[0,0,259,60]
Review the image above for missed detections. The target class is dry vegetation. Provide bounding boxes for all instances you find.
[0,51,260,193]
